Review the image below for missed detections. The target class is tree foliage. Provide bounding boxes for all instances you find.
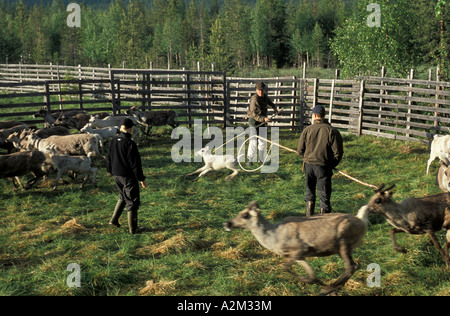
[331,0,450,78]
[0,0,448,77]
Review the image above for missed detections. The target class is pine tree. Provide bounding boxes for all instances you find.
[0,0,20,63]
[435,0,449,79]
[13,0,28,62]
[250,0,271,67]
[27,4,51,64]
[184,0,210,70]
[311,22,324,68]
[118,0,148,68]
[223,0,251,69]
[208,17,233,71]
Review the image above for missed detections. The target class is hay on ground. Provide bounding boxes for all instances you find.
[139,280,177,295]
[61,218,87,232]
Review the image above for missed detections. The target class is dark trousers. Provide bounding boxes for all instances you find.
[304,163,333,211]
[114,175,140,212]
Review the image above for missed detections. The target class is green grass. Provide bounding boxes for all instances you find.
[0,128,449,296]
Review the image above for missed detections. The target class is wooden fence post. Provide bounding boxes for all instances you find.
[435,67,441,131]
[291,76,296,131]
[186,72,192,128]
[357,80,365,137]
[378,66,386,133]
[312,78,318,108]
[299,78,305,131]
[328,79,335,124]
[110,70,118,116]
[224,73,229,129]
[44,81,51,111]
[43,81,52,127]
[141,73,146,109]
[57,64,63,110]
[147,73,151,110]
[19,62,23,93]
[78,81,83,110]
[406,69,414,138]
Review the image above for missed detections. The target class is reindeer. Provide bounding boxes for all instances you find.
[367,184,450,266]
[127,105,178,138]
[443,208,450,258]
[437,161,450,193]
[224,201,370,295]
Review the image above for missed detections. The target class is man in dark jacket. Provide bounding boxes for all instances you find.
[297,105,343,216]
[107,118,147,234]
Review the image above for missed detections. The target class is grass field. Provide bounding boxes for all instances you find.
[0,126,449,296]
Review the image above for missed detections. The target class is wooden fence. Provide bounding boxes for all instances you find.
[0,63,110,84]
[301,77,450,142]
[0,63,449,143]
[227,77,300,129]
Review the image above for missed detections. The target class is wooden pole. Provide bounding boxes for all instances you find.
[357,80,365,137]
[435,66,441,131]
[406,69,414,138]
[328,79,335,124]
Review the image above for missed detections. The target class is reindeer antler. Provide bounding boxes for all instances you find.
[375,184,395,194]
[375,184,385,193]
[385,184,396,192]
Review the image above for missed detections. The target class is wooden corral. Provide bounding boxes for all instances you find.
[0,63,449,143]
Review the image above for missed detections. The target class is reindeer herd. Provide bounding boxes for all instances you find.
[0,106,449,295]
[0,106,177,190]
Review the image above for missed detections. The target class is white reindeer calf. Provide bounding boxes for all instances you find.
[43,144,98,190]
[187,146,240,181]
[427,134,450,175]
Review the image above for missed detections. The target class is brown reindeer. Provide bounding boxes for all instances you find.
[367,184,450,266]
[127,105,178,138]
[443,207,450,258]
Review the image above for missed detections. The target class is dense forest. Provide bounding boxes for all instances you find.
[0,0,449,78]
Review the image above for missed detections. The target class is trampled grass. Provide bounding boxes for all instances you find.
[0,128,449,296]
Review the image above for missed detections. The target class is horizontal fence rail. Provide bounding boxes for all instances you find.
[0,63,448,144]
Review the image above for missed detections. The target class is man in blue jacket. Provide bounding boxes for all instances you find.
[107,118,147,234]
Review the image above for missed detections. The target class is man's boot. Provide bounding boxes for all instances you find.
[306,201,315,217]
[320,207,332,215]
[110,200,125,227]
[128,210,138,235]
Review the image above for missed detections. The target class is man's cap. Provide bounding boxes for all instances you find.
[312,105,326,115]
[122,118,135,129]
[255,82,266,90]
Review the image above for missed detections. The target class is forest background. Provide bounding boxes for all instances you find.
[0,0,449,79]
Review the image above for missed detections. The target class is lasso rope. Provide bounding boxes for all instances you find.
[210,112,378,189]
[242,135,378,189]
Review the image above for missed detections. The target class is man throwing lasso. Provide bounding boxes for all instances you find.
[247,82,279,165]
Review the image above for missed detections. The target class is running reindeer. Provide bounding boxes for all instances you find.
[367,184,450,266]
